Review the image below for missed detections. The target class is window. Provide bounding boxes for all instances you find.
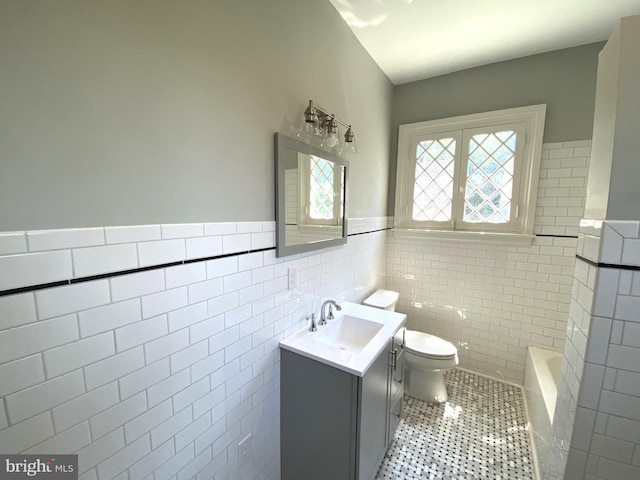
[394,105,546,237]
[300,154,344,226]
[308,156,337,221]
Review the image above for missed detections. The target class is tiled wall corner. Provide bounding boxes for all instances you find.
[546,256,596,479]
[556,220,640,480]
[577,219,603,264]
[0,219,388,480]
[600,221,640,267]
[387,141,590,385]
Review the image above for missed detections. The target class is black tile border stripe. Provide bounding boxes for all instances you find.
[347,227,392,237]
[1,280,72,297]
[3,227,600,298]
[0,247,274,298]
[535,234,579,239]
[575,254,640,271]
[576,254,598,267]
[0,227,391,298]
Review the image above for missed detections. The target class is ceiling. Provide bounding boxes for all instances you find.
[329,0,640,85]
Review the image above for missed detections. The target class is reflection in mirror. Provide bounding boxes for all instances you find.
[275,133,348,257]
[285,152,345,245]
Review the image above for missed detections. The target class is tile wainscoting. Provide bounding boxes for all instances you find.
[387,140,591,384]
[0,217,390,480]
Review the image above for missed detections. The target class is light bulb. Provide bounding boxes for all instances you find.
[323,131,339,148]
[343,126,358,154]
[303,100,319,125]
[296,101,322,144]
[344,139,358,154]
[301,119,320,136]
[320,115,341,151]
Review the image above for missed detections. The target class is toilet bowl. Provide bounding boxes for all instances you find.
[404,330,458,403]
[363,289,459,404]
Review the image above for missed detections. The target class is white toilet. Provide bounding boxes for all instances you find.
[363,289,459,404]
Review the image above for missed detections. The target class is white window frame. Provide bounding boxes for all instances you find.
[394,105,546,242]
[299,154,344,227]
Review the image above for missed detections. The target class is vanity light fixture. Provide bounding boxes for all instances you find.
[320,115,340,150]
[299,100,358,154]
[343,124,358,154]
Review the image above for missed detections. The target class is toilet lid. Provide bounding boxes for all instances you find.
[363,289,399,309]
[404,330,457,359]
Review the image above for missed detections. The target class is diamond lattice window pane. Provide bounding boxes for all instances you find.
[463,131,516,224]
[468,170,487,187]
[413,138,455,221]
[309,156,334,220]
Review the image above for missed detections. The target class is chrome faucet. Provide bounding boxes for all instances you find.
[320,300,341,325]
[307,313,317,332]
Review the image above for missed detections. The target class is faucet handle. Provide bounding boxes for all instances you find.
[327,305,334,320]
[307,313,317,332]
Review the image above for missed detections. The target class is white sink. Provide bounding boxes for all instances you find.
[313,315,384,353]
[279,302,407,376]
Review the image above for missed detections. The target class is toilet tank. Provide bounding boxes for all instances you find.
[363,289,399,311]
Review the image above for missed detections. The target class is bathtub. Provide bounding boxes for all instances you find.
[524,346,563,477]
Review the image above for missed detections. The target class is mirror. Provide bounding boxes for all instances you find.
[275,133,348,257]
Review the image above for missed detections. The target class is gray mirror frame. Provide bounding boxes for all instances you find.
[274,133,349,258]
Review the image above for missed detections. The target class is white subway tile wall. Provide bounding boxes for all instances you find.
[556,221,640,480]
[27,228,106,252]
[105,225,162,245]
[0,218,388,480]
[0,232,27,255]
[534,141,591,237]
[601,221,640,267]
[577,219,603,265]
[387,141,591,384]
[73,244,139,278]
[0,223,277,292]
[0,292,37,329]
[0,251,73,291]
[546,255,595,479]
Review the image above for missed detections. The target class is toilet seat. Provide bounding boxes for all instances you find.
[404,330,457,360]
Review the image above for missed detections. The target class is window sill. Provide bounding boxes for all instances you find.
[392,228,534,246]
[297,224,342,234]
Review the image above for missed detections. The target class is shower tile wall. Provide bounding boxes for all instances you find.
[387,141,591,384]
[552,221,640,480]
[0,217,389,480]
[546,244,597,479]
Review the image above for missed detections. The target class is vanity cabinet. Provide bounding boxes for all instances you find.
[280,327,405,480]
[388,328,405,445]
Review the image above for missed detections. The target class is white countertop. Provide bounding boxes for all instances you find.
[279,302,407,377]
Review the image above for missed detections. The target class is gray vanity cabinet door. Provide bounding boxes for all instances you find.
[281,340,399,480]
[281,349,358,480]
[357,340,391,480]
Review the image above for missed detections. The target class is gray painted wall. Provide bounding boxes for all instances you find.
[388,42,604,214]
[607,15,640,221]
[0,0,393,231]
[585,30,620,221]
[586,15,640,222]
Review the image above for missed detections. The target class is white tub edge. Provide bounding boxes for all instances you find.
[524,346,563,480]
[525,346,562,424]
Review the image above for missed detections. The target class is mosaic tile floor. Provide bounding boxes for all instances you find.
[375,369,535,480]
